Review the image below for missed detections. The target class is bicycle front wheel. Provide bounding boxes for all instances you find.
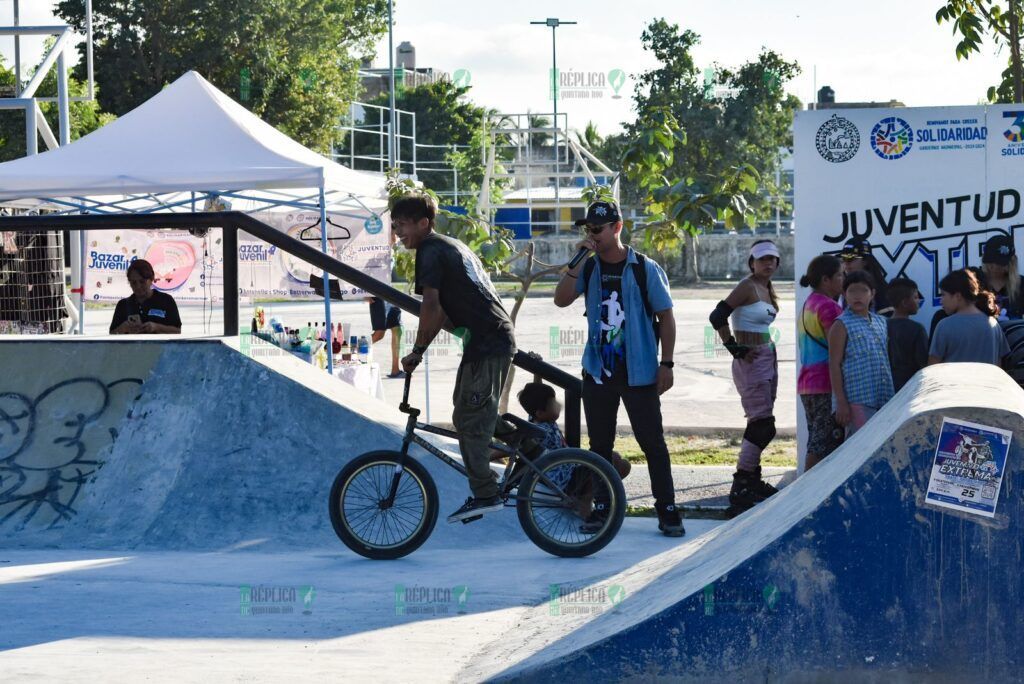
[328,451,438,560]
[516,448,626,558]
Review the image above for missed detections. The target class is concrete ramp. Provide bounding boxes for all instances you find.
[0,338,523,550]
[464,364,1024,682]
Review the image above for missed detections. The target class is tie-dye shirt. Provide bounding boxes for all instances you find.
[798,292,842,395]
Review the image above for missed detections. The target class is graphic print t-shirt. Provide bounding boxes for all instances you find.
[797,292,842,395]
[596,258,628,384]
[414,233,516,361]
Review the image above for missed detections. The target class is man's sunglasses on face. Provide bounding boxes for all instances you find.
[583,222,613,235]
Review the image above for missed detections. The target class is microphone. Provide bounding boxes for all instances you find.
[567,246,590,270]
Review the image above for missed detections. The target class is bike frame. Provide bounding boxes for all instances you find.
[381,375,575,509]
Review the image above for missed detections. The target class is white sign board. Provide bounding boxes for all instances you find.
[793,105,1024,467]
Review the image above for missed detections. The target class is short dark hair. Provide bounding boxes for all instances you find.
[390,194,436,225]
[887,277,919,307]
[126,259,154,281]
[517,382,555,418]
[842,269,876,292]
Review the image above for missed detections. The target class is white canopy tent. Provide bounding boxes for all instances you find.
[0,70,385,202]
[0,71,389,373]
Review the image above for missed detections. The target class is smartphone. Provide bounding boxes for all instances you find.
[128,314,141,324]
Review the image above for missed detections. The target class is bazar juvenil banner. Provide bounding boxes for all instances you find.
[793,104,1024,465]
[86,209,391,303]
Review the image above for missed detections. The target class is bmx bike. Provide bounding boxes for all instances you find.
[328,374,625,559]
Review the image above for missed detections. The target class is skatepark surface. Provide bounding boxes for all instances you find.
[1,338,1020,682]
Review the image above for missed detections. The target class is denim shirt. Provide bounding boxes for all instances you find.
[574,248,673,386]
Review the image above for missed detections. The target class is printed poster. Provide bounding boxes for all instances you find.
[924,417,1012,518]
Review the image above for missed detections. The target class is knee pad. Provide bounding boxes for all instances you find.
[744,417,776,450]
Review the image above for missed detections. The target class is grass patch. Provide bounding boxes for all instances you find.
[614,434,796,468]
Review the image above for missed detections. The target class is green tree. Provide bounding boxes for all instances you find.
[0,56,114,162]
[937,1,1024,102]
[56,0,388,153]
[618,19,800,280]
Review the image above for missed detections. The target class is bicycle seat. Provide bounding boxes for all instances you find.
[501,413,548,443]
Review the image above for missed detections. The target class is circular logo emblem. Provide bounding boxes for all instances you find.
[870,116,913,160]
[815,114,860,162]
[364,214,383,235]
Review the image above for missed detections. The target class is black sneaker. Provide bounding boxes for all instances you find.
[656,502,686,537]
[446,495,504,523]
[578,502,610,534]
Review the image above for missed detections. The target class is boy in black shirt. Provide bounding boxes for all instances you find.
[109,259,182,334]
[394,194,517,523]
[886,277,927,391]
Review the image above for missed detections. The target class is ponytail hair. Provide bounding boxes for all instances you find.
[799,254,842,289]
[748,239,780,310]
[939,269,999,317]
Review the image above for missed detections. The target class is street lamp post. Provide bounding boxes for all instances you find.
[531,17,575,234]
[388,0,397,171]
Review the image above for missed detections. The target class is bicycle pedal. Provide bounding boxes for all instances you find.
[460,514,484,525]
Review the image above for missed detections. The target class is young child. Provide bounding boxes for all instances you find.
[797,254,845,470]
[929,269,1010,366]
[828,271,895,437]
[517,381,631,478]
[886,277,929,392]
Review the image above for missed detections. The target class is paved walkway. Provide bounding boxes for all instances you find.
[623,465,798,512]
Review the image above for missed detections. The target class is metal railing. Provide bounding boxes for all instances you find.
[0,210,583,446]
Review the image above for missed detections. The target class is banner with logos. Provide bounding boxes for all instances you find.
[793,105,1024,466]
[85,209,390,304]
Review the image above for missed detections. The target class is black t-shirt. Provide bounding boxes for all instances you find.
[596,258,628,384]
[414,233,516,361]
[887,317,928,392]
[109,290,182,333]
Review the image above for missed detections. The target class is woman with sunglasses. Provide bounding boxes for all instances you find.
[109,259,182,334]
[708,239,782,514]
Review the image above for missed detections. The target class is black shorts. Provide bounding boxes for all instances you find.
[369,297,402,331]
[800,393,844,458]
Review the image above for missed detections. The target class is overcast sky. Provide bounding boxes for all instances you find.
[2,0,1008,140]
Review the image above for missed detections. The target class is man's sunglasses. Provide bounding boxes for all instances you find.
[581,222,613,235]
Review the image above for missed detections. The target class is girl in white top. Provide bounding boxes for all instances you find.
[708,239,782,514]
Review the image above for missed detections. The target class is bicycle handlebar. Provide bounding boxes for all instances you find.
[399,372,419,417]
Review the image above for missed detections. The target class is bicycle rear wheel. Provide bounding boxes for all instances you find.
[515,448,625,558]
[328,450,438,560]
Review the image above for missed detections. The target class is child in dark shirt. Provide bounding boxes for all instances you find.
[517,380,631,478]
[886,278,929,392]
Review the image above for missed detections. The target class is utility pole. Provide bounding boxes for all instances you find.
[387,0,397,170]
[531,18,575,234]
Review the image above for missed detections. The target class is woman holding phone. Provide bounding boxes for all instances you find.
[109,259,182,334]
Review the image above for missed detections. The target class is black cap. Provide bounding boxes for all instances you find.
[574,200,621,227]
[983,235,1015,266]
[839,238,872,260]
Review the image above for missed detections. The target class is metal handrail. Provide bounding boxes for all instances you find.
[0,210,583,446]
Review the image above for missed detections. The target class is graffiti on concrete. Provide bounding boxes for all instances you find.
[0,377,143,530]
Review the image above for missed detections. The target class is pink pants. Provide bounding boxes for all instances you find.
[731,345,778,471]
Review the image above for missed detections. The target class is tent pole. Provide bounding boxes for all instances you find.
[319,186,334,375]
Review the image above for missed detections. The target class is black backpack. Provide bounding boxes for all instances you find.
[581,252,661,344]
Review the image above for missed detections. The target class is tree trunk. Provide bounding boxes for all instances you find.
[498,243,534,414]
[683,232,701,283]
[1012,1,1024,104]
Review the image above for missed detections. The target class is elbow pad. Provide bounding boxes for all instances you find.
[709,300,734,330]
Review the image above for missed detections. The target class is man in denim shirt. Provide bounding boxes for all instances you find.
[553,200,684,537]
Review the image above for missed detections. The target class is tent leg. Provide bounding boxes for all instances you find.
[320,186,334,375]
